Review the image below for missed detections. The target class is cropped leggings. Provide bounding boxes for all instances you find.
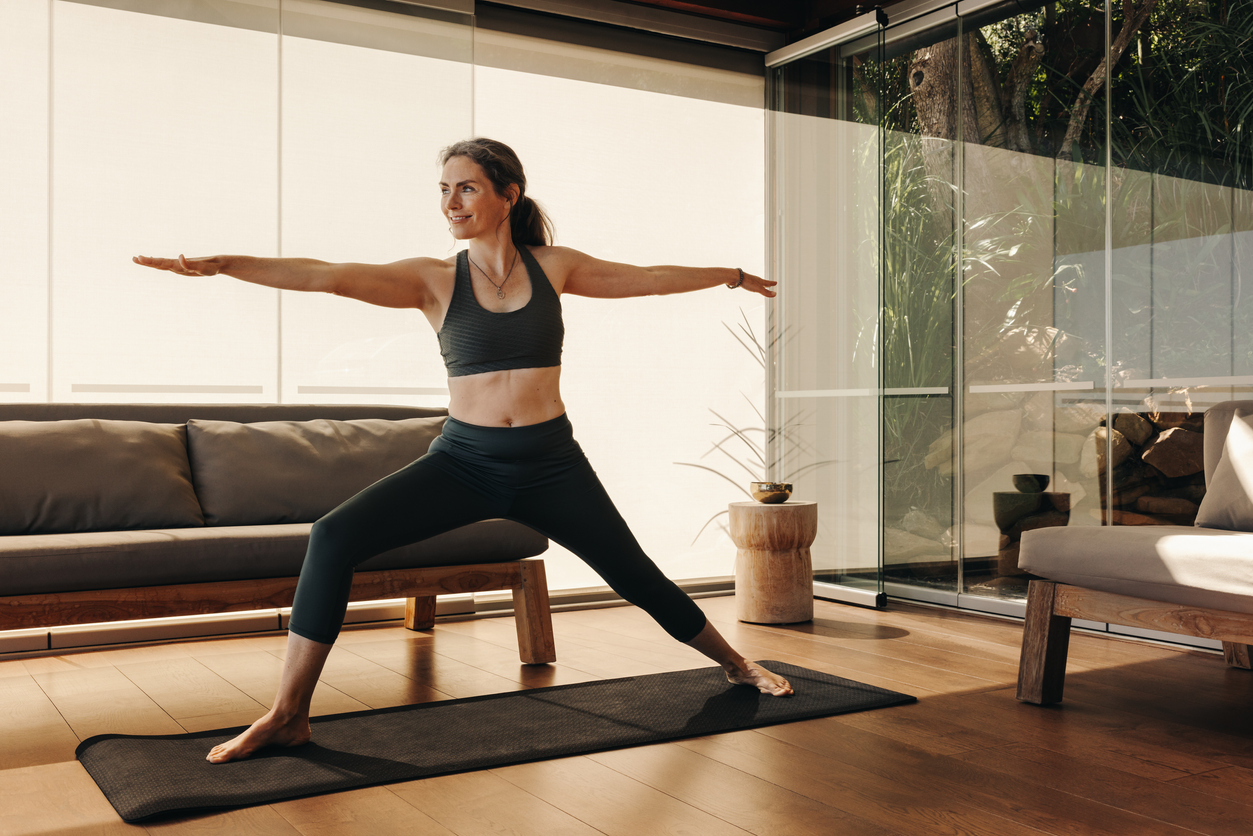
[287,413,708,646]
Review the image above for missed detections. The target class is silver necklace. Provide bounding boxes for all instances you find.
[467,248,520,300]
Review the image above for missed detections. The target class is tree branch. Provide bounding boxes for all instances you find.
[1057,0,1159,158]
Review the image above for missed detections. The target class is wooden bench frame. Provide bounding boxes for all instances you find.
[0,558,556,664]
[1017,579,1253,704]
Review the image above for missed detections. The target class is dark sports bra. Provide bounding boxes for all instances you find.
[437,246,564,377]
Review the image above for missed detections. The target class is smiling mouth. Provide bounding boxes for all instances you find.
[449,215,471,223]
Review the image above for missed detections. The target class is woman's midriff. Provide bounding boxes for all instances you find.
[446,366,566,427]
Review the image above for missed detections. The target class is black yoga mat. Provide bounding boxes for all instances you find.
[77,660,915,822]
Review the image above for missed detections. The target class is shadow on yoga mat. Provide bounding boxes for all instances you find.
[77,660,915,822]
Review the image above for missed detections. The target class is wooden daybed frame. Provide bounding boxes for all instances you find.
[1017,579,1253,705]
[0,559,556,664]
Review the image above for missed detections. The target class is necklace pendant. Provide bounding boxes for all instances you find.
[497,289,506,299]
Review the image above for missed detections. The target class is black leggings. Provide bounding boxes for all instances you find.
[287,413,708,645]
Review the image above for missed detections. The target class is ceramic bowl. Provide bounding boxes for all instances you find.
[750,482,793,503]
[1012,473,1050,493]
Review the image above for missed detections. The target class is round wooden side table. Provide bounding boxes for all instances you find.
[729,500,817,624]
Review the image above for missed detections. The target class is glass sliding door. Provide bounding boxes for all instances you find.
[770,0,1250,631]
[877,11,961,602]
[768,23,886,607]
[956,2,1109,605]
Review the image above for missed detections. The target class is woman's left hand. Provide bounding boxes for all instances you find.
[735,271,777,298]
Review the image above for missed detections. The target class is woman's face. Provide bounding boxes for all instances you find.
[440,156,515,241]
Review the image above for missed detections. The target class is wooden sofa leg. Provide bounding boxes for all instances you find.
[1223,642,1253,669]
[1017,580,1072,705]
[512,559,556,665]
[405,596,437,631]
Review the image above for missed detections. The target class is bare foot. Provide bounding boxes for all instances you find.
[727,662,794,696]
[206,710,311,763]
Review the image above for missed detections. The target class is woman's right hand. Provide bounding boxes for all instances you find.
[133,254,222,276]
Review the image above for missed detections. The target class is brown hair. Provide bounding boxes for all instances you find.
[438,138,554,247]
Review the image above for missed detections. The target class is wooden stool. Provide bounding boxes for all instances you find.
[729,500,817,624]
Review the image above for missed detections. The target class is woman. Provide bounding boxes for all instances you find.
[134,138,790,765]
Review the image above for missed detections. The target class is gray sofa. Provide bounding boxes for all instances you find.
[1017,399,1253,703]
[0,403,555,662]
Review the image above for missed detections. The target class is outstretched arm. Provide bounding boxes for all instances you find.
[132,254,437,309]
[553,247,776,299]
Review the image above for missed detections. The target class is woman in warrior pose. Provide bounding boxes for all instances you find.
[134,138,790,765]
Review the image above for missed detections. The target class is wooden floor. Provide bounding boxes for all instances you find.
[5,595,1253,835]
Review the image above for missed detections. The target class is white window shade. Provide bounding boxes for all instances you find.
[279,0,471,404]
[0,0,50,403]
[50,0,281,402]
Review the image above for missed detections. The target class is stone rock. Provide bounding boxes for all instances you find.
[1161,483,1207,504]
[1101,459,1164,509]
[924,409,1024,476]
[1054,432,1087,464]
[1107,458,1161,491]
[1136,495,1200,516]
[1080,427,1132,477]
[964,391,1027,418]
[924,430,953,473]
[1011,431,1056,465]
[962,409,1024,474]
[1109,482,1155,508]
[902,508,946,540]
[1148,410,1205,433]
[1022,390,1055,431]
[1141,427,1205,478]
[883,528,948,563]
[1054,403,1106,434]
[1113,410,1153,446]
[1050,472,1088,509]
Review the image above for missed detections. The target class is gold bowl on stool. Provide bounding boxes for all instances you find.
[750,482,793,503]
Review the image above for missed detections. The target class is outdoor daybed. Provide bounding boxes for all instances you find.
[1017,399,1253,703]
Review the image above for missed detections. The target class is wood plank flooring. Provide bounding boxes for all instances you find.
[4,595,1253,835]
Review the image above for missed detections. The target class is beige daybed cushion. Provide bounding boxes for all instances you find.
[0,520,548,596]
[1020,525,1253,614]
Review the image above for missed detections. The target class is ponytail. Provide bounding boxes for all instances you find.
[511,194,554,247]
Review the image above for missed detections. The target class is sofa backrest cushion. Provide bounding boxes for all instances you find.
[0,419,205,535]
[186,417,445,525]
[1195,409,1253,531]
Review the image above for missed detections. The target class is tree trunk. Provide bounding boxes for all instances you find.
[909,37,977,235]
[1002,30,1046,154]
[967,31,1007,148]
[910,37,979,143]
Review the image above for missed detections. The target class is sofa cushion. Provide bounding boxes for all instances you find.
[0,419,204,535]
[0,519,547,595]
[1195,409,1253,531]
[1020,524,1253,614]
[187,417,445,525]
